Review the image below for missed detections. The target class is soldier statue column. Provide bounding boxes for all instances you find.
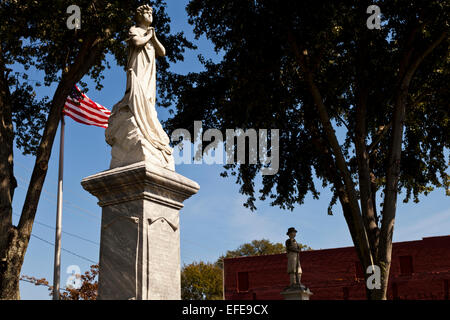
[281,227,313,300]
[286,227,302,286]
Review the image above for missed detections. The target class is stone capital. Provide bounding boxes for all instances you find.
[81,161,199,209]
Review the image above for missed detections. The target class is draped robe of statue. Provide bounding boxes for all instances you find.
[105,26,175,170]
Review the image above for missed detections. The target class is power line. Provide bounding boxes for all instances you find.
[14,171,101,221]
[13,174,215,260]
[63,200,101,221]
[14,180,100,222]
[14,161,98,204]
[35,220,99,246]
[15,173,101,220]
[12,213,99,246]
[13,164,228,263]
[31,234,97,264]
[14,174,222,255]
[20,277,71,293]
[20,277,51,288]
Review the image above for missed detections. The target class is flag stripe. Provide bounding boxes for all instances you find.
[65,101,109,122]
[80,96,111,114]
[65,114,107,129]
[63,86,110,128]
[63,108,108,128]
[67,97,110,118]
[78,89,110,112]
[70,95,110,114]
[64,103,109,125]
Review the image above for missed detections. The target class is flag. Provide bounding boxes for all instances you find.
[63,85,111,128]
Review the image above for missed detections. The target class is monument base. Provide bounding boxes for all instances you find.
[281,285,313,300]
[81,161,199,300]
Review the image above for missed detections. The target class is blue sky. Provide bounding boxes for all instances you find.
[12,1,449,299]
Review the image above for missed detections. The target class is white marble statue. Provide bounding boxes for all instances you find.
[106,5,175,170]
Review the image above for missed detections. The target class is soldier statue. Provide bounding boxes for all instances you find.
[285,227,302,287]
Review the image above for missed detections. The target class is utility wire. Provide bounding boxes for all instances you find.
[35,220,99,246]
[14,174,213,258]
[14,164,228,263]
[20,277,71,293]
[15,173,100,220]
[14,161,98,203]
[15,181,100,222]
[12,213,99,246]
[31,234,97,264]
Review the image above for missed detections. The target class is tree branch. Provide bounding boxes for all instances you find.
[354,83,379,257]
[288,31,374,268]
[382,30,448,240]
[368,123,392,154]
[403,32,447,88]
[378,30,448,296]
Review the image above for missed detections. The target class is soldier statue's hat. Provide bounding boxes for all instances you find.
[286,227,298,235]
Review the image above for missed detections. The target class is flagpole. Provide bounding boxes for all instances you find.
[52,115,65,300]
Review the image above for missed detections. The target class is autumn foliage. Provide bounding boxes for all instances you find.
[21,264,98,300]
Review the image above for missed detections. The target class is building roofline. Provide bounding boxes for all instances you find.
[223,234,450,262]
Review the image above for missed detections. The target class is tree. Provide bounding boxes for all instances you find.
[165,1,449,299]
[222,239,287,258]
[60,264,98,300]
[0,0,193,299]
[181,262,223,300]
[21,264,98,300]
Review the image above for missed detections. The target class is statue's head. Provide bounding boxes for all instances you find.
[287,227,298,238]
[136,5,153,26]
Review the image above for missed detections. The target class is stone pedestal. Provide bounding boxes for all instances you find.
[81,161,199,300]
[281,285,313,300]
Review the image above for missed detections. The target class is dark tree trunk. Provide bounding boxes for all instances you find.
[0,54,19,299]
[0,79,80,299]
[375,31,447,300]
[0,35,105,299]
[0,228,23,300]
[0,80,71,299]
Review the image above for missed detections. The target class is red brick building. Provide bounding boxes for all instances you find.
[223,235,450,300]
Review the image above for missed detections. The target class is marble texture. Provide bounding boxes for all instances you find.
[81,161,199,300]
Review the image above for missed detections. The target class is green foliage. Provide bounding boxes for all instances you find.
[165,0,449,211]
[181,261,223,300]
[10,81,50,155]
[222,239,287,258]
[1,0,194,155]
